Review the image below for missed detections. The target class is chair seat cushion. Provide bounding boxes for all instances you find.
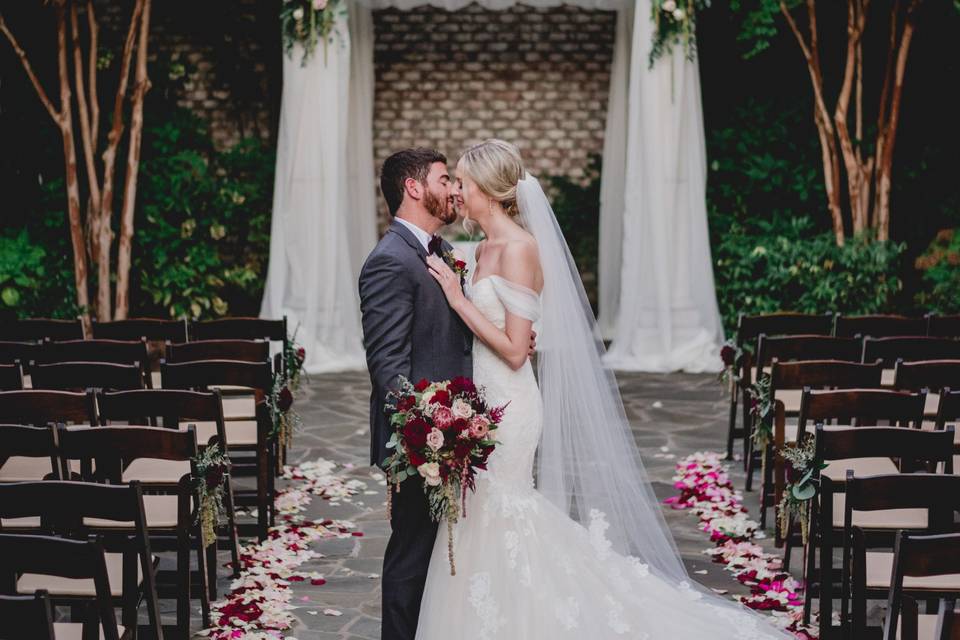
[831,494,929,529]
[18,552,143,597]
[189,420,258,447]
[894,613,938,640]
[221,394,256,420]
[925,392,940,418]
[775,389,803,414]
[823,457,899,481]
[867,551,960,589]
[54,622,126,640]
[122,458,190,483]
[0,455,58,482]
[0,516,41,528]
[882,368,895,387]
[84,494,185,529]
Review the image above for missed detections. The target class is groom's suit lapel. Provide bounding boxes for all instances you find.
[387,220,428,260]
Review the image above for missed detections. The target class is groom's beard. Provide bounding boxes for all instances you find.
[424,188,456,225]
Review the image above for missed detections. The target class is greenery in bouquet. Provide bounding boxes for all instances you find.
[777,434,826,544]
[193,442,231,548]
[649,0,711,67]
[281,0,346,66]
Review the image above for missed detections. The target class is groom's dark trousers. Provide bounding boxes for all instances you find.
[359,219,472,640]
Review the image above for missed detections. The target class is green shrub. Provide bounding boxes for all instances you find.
[915,229,960,314]
[0,226,78,320]
[713,215,905,331]
[134,110,274,319]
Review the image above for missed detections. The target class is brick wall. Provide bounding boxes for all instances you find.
[373,5,615,203]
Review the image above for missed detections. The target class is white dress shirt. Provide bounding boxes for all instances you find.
[395,217,433,252]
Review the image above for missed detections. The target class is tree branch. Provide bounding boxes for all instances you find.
[0,10,61,122]
[86,0,99,144]
[71,0,102,213]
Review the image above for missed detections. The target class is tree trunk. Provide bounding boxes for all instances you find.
[115,0,151,320]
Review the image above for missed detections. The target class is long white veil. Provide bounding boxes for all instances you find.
[517,173,687,582]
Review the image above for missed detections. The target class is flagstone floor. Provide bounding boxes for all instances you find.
[196,370,781,638]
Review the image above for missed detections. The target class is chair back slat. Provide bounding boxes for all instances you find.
[885,533,960,640]
[937,389,960,431]
[0,424,61,480]
[91,318,187,342]
[864,337,960,368]
[0,319,83,342]
[160,359,272,395]
[30,361,144,391]
[928,315,960,339]
[845,472,960,522]
[799,388,926,436]
[894,360,960,393]
[58,425,197,484]
[97,388,223,425]
[0,390,96,426]
[166,339,270,364]
[0,591,55,640]
[835,314,927,338]
[0,480,147,532]
[771,360,883,391]
[0,341,39,367]
[191,317,286,342]
[814,425,953,464]
[757,335,863,368]
[0,364,23,391]
[35,338,149,366]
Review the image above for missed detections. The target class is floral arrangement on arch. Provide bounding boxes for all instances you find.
[281,0,346,66]
[649,0,711,68]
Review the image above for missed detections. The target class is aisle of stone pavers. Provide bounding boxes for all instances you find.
[235,369,779,639]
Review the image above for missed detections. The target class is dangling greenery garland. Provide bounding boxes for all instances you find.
[269,371,302,450]
[777,434,826,544]
[649,0,711,68]
[280,0,346,66]
[284,325,307,394]
[194,442,231,548]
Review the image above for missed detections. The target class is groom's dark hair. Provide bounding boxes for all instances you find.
[380,148,447,217]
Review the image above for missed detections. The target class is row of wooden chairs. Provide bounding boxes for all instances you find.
[728,315,960,461]
[0,316,288,345]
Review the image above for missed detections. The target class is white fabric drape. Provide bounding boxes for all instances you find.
[354,0,628,9]
[597,6,632,340]
[259,16,369,374]
[602,0,724,372]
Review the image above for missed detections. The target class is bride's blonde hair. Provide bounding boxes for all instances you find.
[459,139,525,219]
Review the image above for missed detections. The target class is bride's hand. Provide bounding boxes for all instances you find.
[426,254,466,308]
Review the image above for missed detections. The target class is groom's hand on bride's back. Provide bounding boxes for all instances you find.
[529,330,537,359]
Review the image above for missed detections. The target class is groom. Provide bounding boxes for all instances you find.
[359,148,473,640]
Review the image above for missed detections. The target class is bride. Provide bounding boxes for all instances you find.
[420,139,789,639]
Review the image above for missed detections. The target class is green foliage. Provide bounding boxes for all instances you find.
[915,229,960,313]
[547,156,601,309]
[713,215,905,331]
[728,0,799,59]
[135,109,274,320]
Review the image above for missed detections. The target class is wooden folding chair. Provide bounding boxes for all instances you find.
[34,339,152,389]
[835,314,927,339]
[0,590,56,639]
[30,361,144,392]
[0,424,62,488]
[864,337,960,388]
[801,425,952,637]
[759,360,883,538]
[842,476,960,639]
[0,319,84,342]
[57,425,209,635]
[97,388,241,583]
[91,319,189,389]
[928,315,960,339]
[0,363,22,391]
[894,360,960,424]
[725,313,835,462]
[0,538,120,640]
[0,390,96,429]
[161,360,274,540]
[745,335,865,490]
[0,481,163,639]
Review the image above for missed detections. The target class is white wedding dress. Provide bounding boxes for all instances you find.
[415,275,786,640]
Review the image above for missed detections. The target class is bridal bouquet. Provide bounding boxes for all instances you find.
[383,376,506,575]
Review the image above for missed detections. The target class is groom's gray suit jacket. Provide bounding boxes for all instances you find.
[359,219,473,469]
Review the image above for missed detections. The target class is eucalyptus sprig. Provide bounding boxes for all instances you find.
[777,434,827,543]
[193,443,230,548]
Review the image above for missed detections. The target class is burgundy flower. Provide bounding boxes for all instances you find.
[278,386,294,412]
[205,464,225,490]
[414,378,431,392]
[407,449,427,467]
[397,395,416,412]
[454,441,473,459]
[402,417,429,449]
[448,376,476,396]
[429,389,451,407]
[296,346,305,361]
[720,344,736,367]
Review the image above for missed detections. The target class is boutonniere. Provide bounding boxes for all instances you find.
[444,250,469,280]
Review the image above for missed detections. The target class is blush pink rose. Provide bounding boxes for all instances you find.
[451,398,474,420]
[468,415,490,439]
[432,405,455,430]
[426,427,445,452]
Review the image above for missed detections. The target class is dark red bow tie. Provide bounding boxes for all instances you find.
[428,234,443,256]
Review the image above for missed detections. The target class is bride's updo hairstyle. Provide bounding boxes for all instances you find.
[459,139,525,218]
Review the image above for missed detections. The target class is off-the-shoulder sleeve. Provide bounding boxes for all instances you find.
[488,275,541,322]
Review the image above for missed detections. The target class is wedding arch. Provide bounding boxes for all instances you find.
[259,0,723,374]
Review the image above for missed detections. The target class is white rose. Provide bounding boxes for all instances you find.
[451,398,474,420]
[672,7,685,20]
[292,7,305,20]
[313,0,328,9]
[662,0,676,12]
[418,462,442,486]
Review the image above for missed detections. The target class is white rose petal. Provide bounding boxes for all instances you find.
[662,0,677,12]
[672,7,685,20]
[292,7,305,20]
